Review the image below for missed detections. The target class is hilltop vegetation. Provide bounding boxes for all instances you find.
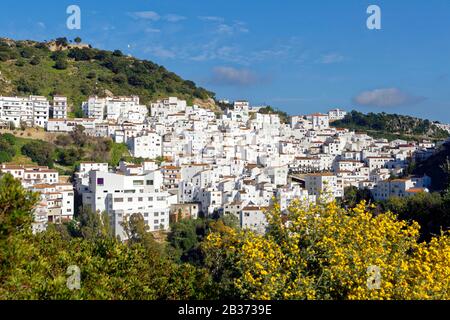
[0,37,215,117]
[331,110,449,141]
[0,128,130,175]
[413,141,450,191]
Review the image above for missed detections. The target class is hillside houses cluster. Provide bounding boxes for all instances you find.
[0,163,74,233]
[0,94,437,238]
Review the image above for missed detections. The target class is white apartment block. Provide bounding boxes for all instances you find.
[81,168,170,239]
[0,95,50,128]
[51,96,68,119]
[128,132,162,159]
[304,172,343,200]
[150,97,187,117]
[372,176,431,201]
[328,108,347,121]
[241,206,269,234]
[75,162,109,193]
[82,95,148,123]
[306,113,330,130]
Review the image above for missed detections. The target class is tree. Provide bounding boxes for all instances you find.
[342,186,373,208]
[121,213,165,257]
[112,49,123,57]
[21,140,55,168]
[70,125,88,147]
[440,156,450,191]
[29,56,40,65]
[0,173,39,238]
[202,200,450,300]
[54,58,68,70]
[15,58,25,67]
[20,47,34,58]
[168,219,201,261]
[55,37,69,47]
[55,134,73,147]
[74,37,82,44]
[383,192,449,241]
[70,207,112,240]
[16,78,39,95]
[57,147,79,166]
[68,48,94,61]
[86,71,97,79]
[0,133,17,162]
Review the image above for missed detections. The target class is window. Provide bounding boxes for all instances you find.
[128,198,133,202]
[146,180,154,185]
[138,197,143,202]
[148,197,153,201]
[154,212,159,217]
[133,180,144,186]
[114,198,124,203]
[97,178,104,185]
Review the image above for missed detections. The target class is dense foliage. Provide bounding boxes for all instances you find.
[0,134,17,163]
[0,173,211,299]
[414,142,450,191]
[331,110,449,141]
[21,140,55,168]
[203,201,450,299]
[0,128,130,174]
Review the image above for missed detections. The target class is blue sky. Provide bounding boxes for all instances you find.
[1,0,450,121]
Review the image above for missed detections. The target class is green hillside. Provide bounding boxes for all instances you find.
[331,110,449,141]
[0,37,216,117]
[413,141,450,191]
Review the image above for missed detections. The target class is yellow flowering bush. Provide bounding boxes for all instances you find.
[202,200,450,300]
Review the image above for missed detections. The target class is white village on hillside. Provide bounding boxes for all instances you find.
[0,94,443,237]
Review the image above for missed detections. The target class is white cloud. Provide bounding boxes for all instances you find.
[144,28,161,33]
[318,53,344,64]
[353,88,426,107]
[37,22,46,29]
[164,14,186,22]
[198,16,225,22]
[210,66,265,86]
[130,11,160,21]
[145,46,176,59]
[216,22,249,35]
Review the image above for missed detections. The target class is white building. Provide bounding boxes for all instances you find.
[0,95,50,128]
[51,96,68,119]
[328,108,347,122]
[81,169,171,239]
[128,132,162,159]
[304,172,343,200]
[372,177,431,201]
[0,164,74,232]
[82,95,148,123]
[75,162,109,193]
[241,205,269,234]
[306,113,330,130]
